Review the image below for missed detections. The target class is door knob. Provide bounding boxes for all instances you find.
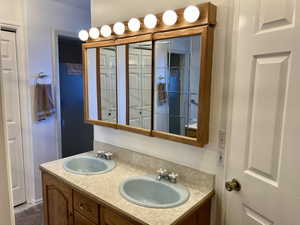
[225,178,241,192]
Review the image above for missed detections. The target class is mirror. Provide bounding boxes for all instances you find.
[116,45,127,125]
[127,41,152,130]
[99,46,117,123]
[87,48,98,120]
[83,21,214,146]
[86,46,117,123]
[154,35,201,138]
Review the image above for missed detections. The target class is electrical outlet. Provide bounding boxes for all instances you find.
[218,129,226,149]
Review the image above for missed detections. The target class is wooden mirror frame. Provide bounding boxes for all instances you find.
[82,2,216,147]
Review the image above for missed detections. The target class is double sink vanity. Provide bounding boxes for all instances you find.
[40,142,214,225]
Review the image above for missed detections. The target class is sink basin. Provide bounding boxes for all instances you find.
[120,175,189,208]
[63,156,115,175]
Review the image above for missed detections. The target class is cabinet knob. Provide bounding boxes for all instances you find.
[79,203,85,210]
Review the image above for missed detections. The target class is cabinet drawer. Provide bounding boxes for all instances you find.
[74,211,97,225]
[74,191,99,224]
[103,208,137,225]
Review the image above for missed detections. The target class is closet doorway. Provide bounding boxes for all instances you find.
[0,29,26,206]
[58,36,93,158]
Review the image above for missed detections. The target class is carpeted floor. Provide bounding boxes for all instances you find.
[15,203,43,225]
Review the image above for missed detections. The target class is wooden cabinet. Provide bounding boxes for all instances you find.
[42,173,74,225]
[74,211,97,225]
[74,191,99,224]
[102,207,138,225]
[42,172,211,225]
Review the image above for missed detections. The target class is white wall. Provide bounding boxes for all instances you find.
[92,0,231,224]
[24,0,91,201]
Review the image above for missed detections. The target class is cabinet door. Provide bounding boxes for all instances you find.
[42,173,74,225]
[102,207,137,225]
[74,211,97,225]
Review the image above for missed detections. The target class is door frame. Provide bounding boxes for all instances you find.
[0,22,35,223]
[0,23,36,205]
[51,29,79,159]
[221,0,248,224]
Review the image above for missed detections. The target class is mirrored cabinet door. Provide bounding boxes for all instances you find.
[85,46,117,124]
[154,35,201,138]
[86,48,98,121]
[127,41,152,130]
[99,46,117,123]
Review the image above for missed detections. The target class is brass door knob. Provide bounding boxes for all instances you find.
[225,178,241,192]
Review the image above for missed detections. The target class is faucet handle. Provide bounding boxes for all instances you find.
[104,151,113,160]
[168,172,178,183]
[96,151,105,158]
[157,168,168,176]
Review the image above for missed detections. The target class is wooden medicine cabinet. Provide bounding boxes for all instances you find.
[83,3,216,147]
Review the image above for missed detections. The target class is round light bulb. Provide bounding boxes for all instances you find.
[184,5,200,23]
[144,14,157,29]
[128,18,141,32]
[89,27,100,39]
[100,25,112,37]
[78,30,89,41]
[113,22,125,35]
[162,10,178,26]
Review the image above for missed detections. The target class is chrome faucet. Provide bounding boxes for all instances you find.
[156,168,178,183]
[96,151,113,160]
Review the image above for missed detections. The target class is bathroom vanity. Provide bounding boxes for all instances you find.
[40,143,214,225]
[41,3,217,224]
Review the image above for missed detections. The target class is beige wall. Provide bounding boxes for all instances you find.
[91,0,232,224]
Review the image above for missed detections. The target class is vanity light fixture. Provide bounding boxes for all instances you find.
[113,22,125,35]
[144,14,157,29]
[162,10,178,26]
[81,4,203,41]
[89,27,100,39]
[78,30,89,41]
[128,18,141,32]
[184,5,200,23]
[100,25,112,37]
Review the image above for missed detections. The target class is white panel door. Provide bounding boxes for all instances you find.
[225,0,300,224]
[0,30,26,206]
[100,48,117,122]
[128,47,152,129]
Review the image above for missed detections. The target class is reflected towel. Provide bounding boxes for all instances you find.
[158,83,167,105]
[36,84,55,121]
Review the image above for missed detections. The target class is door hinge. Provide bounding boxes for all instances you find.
[218,129,226,149]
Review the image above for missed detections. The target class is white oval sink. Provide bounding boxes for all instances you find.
[120,175,189,208]
[64,156,115,175]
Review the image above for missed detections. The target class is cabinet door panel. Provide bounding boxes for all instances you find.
[74,211,97,225]
[74,191,99,224]
[42,173,73,225]
[103,207,137,225]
